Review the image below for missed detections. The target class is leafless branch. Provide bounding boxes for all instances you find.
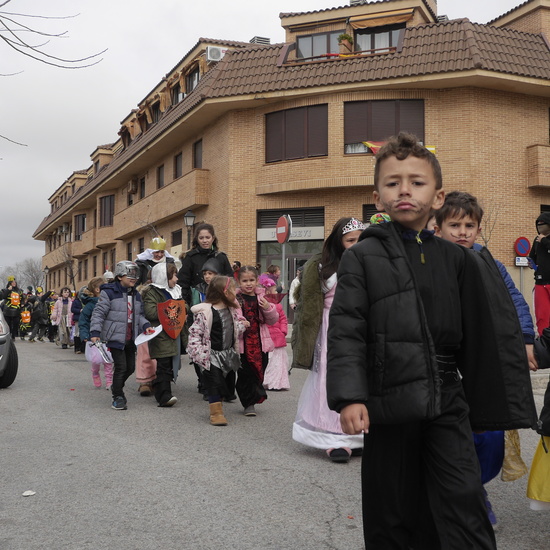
[0,1,106,69]
[480,204,499,247]
[0,132,26,146]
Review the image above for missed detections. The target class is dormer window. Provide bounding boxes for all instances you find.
[151,102,161,123]
[171,82,183,105]
[355,24,404,53]
[186,67,200,93]
[297,31,342,59]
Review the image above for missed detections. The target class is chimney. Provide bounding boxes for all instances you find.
[249,36,270,45]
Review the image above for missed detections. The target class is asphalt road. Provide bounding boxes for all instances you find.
[1,341,548,550]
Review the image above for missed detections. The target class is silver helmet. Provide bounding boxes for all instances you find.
[114,261,139,280]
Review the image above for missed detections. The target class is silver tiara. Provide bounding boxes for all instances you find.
[342,218,367,234]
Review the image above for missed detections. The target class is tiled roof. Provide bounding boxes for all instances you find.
[207,19,550,98]
[280,0,437,19]
[33,17,550,237]
[487,0,532,25]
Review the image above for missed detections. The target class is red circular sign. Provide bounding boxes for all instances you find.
[276,215,291,244]
[514,237,531,257]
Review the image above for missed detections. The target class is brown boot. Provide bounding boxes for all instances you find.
[209,402,228,426]
[139,384,152,396]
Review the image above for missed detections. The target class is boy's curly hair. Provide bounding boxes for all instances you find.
[374,132,442,190]
[434,191,483,228]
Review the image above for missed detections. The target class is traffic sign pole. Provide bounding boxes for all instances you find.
[514,238,531,296]
[276,215,292,302]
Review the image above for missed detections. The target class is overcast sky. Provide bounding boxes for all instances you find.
[0,0,523,270]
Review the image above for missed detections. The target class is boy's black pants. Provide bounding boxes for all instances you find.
[5,315,19,338]
[362,375,497,550]
[153,357,174,405]
[30,323,47,340]
[110,342,136,398]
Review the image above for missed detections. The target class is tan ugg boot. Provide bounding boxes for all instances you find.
[209,402,228,426]
[139,384,152,396]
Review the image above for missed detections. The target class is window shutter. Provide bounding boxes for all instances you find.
[266,111,284,163]
[398,100,425,142]
[371,100,396,141]
[307,105,328,157]
[285,108,306,160]
[344,102,369,143]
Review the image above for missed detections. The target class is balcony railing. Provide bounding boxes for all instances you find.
[113,169,210,238]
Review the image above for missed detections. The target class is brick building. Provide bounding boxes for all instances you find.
[33,0,550,295]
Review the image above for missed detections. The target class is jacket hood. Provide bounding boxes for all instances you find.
[201,257,221,274]
[536,212,550,232]
[191,301,211,314]
[358,221,392,242]
[81,294,98,305]
[151,263,181,299]
[136,249,175,262]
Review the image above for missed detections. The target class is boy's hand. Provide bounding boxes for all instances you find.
[144,327,155,335]
[340,403,370,435]
[258,296,270,310]
[91,337,100,344]
[526,344,538,371]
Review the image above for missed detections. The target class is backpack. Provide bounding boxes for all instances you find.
[9,291,20,308]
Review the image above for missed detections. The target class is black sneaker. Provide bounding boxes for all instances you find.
[112,396,127,410]
[158,396,177,407]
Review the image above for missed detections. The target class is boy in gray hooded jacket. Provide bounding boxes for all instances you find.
[90,261,153,410]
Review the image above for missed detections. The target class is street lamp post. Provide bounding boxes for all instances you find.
[184,210,195,250]
[43,266,50,290]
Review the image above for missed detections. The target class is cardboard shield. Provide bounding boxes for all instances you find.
[157,299,186,339]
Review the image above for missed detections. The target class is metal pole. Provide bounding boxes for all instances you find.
[281,242,286,292]
[519,266,524,296]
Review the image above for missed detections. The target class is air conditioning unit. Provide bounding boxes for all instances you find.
[206,46,227,62]
[128,176,138,194]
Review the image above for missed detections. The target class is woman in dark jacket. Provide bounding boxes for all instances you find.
[177,223,232,307]
[177,222,232,397]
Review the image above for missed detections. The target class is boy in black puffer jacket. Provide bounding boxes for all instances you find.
[327,132,537,550]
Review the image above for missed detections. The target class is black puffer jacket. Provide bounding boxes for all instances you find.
[327,222,537,431]
[529,212,550,285]
[177,248,232,305]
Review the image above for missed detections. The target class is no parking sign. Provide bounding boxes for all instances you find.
[514,237,530,257]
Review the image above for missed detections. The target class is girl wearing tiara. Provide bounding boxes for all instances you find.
[291,217,366,463]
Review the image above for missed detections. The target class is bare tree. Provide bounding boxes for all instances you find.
[0,257,43,290]
[480,204,499,247]
[54,243,78,291]
[135,220,161,240]
[0,0,105,145]
[20,258,44,289]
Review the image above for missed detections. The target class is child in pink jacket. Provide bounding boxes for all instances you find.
[259,275,290,390]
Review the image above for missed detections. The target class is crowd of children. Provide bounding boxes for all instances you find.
[5,133,550,545]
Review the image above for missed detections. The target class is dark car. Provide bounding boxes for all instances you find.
[0,308,18,388]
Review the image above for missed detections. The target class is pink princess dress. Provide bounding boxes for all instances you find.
[292,274,363,451]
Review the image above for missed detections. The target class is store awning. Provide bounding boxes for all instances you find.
[349,8,414,29]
